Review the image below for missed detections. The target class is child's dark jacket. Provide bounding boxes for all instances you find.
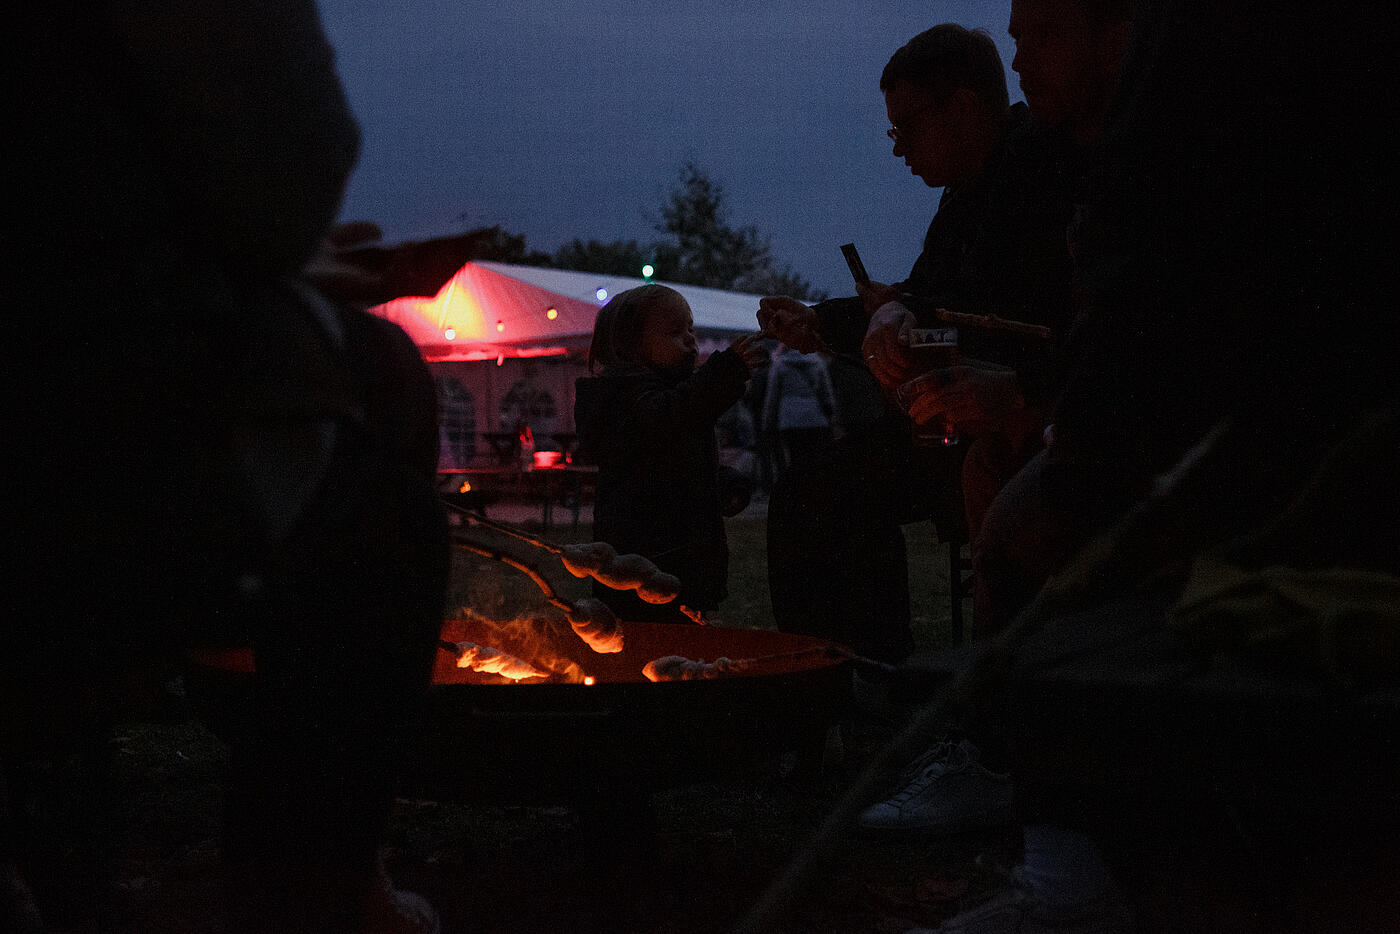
[574,349,750,614]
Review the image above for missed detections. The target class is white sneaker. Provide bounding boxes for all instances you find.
[366,866,441,934]
[857,739,1014,836]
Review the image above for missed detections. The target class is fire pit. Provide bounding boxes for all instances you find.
[187,617,850,806]
[188,516,853,805]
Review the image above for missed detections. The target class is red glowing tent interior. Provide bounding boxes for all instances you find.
[368,260,765,362]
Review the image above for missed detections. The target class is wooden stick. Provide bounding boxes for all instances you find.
[452,540,571,614]
[642,644,853,680]
[447,508,565,554]
[935,307,1054,340]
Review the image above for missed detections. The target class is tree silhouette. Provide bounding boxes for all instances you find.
[537,163,821,300]
[652,163,820,300]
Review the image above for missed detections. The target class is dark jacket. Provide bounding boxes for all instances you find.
[817,102,1077,406]
[574,350,752,615]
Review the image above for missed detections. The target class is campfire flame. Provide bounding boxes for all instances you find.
[452,539,627,654]
[450,609,593,684]
[445,518,834,685]
[447,641,547,681]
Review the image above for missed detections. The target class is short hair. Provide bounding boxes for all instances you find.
[1083,0,1134,28]
[881,24,1009,116]
[586,284,683,373]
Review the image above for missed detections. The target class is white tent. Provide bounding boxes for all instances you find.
[369,260,765,362]
[367,261,771,467]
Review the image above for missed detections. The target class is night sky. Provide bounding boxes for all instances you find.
[316,0,1020,299]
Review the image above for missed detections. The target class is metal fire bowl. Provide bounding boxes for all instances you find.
[187,619,851,805]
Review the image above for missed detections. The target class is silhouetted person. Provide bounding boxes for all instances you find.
[574,285,766,624]
[762,346,840,479]
[905,0,1395,928]
[759,23,1080,663]
[9,3,447,931]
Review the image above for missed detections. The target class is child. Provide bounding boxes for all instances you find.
[574,284,766,623]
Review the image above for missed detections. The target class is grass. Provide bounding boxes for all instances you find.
[721,512,957,652]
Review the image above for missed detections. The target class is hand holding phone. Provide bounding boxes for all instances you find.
[840,243,870,287]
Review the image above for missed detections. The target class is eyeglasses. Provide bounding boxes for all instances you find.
[887,100,943,146]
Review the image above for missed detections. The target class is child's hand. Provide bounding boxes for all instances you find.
[729,332,768,372]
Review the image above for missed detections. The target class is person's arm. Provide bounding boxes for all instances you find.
[618,351,755,443]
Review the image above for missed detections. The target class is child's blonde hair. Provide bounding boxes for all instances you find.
[587,284,684,374]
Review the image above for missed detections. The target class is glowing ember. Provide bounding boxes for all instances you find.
[459,479,472,493]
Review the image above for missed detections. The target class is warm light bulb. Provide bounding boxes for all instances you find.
[546,307,558,320]
[444,327,456,340]
[495,320,505,332]
[583,676,596,686]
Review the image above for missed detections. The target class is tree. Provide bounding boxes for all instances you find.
[458,225,553,266]
[545,163,822,300]
[652,163,822,300]
[551,238,650,277]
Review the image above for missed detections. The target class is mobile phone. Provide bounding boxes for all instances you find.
[840,243,870,287]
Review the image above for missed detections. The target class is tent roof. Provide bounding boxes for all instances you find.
[369,261,765,362]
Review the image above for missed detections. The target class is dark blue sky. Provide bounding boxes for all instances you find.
[317,0,1020,299]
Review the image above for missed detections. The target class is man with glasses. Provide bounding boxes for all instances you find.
[761,3,1133,853]
[760,22,1077,670]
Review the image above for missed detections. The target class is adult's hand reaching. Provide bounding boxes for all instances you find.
[757,296,825,353]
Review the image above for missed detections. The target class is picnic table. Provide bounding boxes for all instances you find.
[438,464,597,530]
